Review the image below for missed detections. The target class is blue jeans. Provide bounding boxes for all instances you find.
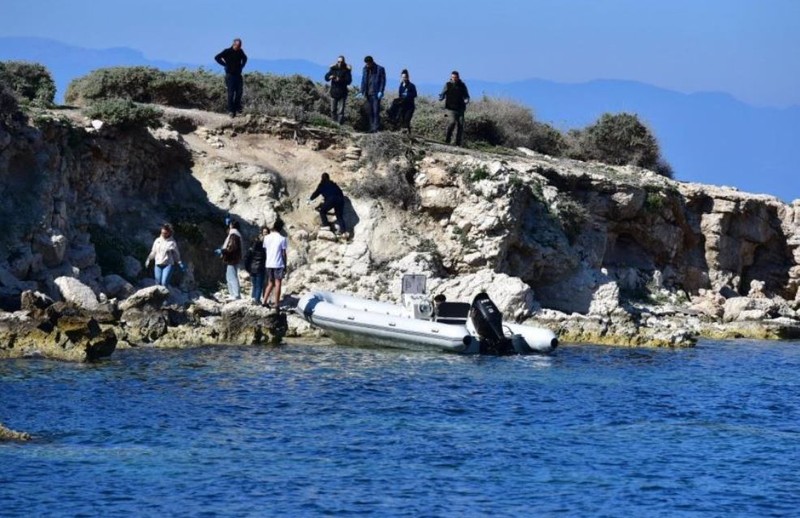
[154,264,174,286]
[251,271,265,302]
[225,73,243,114]
[366,95,381,132]
[226,265,241,299]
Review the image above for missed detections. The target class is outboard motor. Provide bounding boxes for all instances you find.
[469,293,515,355]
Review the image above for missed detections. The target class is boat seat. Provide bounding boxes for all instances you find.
[435,302,471,325]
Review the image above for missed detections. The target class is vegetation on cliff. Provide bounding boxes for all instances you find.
[59,65,672,177]
[0,61,56,107]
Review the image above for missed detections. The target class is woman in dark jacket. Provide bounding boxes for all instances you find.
[397,69,418,134]
[324,55,352,124]
[244,228,268,303]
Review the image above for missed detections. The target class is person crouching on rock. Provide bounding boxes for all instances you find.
[145,223,185,286]
[244,227,268,303]
[309,172,347,236]
[215,219,243,300]
[262,219,288,310]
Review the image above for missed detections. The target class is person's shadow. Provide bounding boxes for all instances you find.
[342,197,360,237]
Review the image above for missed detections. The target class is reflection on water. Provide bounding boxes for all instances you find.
[2,339,800,516]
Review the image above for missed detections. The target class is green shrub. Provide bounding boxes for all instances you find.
[0,81,19,117]
[449,162,490,183]
[243,73,327,119]
[359,132,408,166]
[151,67,225,111]
[552,195,590,242]
[65,66,164,105]
[570,112,670,176]
[0,61,56,106]
[83,98,162,129]
[348,162,418,209]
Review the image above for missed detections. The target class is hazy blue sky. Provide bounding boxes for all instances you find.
[2,0,799,107]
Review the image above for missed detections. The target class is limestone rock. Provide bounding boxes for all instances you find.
[119,285,170,311]
[432,270,537,321]
[54,276,100,311]
[0,422,31,442]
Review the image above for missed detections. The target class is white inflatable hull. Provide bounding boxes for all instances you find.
[296,291,557,355]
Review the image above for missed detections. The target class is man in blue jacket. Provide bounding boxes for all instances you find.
[360,56,386,133]
[309,173,347,236]
[215,38,248,117]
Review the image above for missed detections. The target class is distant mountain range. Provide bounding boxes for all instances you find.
[2,37,798,202]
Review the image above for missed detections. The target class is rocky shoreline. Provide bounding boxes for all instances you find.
[1,106,799,362]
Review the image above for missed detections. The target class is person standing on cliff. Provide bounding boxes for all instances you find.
[145,223,185,286]
[325,55,352,125]
[215,219,243,300]
[397,69,418,134]
[439,70,470,146]
[262,218,288,310]
[214,38,248,118]
[360,56,386,133]
[309,172,347,236]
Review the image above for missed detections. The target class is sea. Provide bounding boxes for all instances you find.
[2,339,799,517]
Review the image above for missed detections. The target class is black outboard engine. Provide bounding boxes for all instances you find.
[470,293,515,355]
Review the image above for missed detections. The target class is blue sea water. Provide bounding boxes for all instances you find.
[2,340,800,517]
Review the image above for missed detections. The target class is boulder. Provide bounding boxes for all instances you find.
[33,232,68,267]
[432,270,538,321]
[119,285,170,311]
[0,422,31,442]
[103,274,135,299]
[53,276,100,311]
[219,299,288,345]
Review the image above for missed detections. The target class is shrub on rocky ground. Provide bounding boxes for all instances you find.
[151,68,225,111]
[83,98,162,129]
[348,162,418,210]
[0,81,19,117]
[568,112,672,177]
[65,66,163,105]
[242,73,328,119]
[359,132,409,166]
[0,61,56,106]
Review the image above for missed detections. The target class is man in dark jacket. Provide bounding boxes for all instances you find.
[214,38,248,117]
[439,70,470,146]
[360,56,386,133]
[325,56,352,124]
[309,173,347,235]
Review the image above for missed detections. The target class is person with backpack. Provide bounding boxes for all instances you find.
[325,55,352,125]
[214,38,248,117]
[244,227,268,304]
[215,219,243,300]
[439,70,470,146]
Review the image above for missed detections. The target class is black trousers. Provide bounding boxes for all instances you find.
[225,73,243,114]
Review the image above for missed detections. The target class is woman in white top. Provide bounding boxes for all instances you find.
[145,223,184,286]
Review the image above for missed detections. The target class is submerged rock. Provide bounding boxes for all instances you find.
[0,422,31,442]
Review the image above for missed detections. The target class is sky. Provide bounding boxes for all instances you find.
[2,0,799,108]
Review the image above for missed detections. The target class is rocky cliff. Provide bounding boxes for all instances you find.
[1,106,798,360]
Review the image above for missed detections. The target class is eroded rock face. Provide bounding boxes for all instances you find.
[1,107,798,351]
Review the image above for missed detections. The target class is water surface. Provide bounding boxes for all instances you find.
[2,340,800,516]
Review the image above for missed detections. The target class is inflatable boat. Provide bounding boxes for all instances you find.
[295,287,558,355]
